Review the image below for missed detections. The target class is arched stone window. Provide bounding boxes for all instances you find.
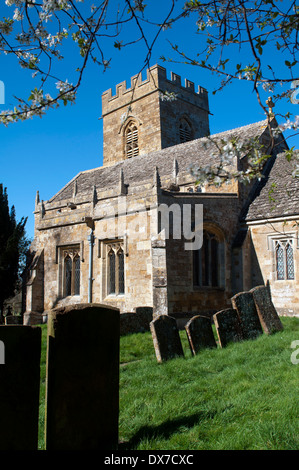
[275,239,295,280]
[118,248,125,294]
[65,255,72,296]
[63,247,80,297]
[74,255,80,295]
[107,243,125,296]
[193,229,225,288]
[124,121,139,158]
[179,118,192,143]
[108,248,116,294]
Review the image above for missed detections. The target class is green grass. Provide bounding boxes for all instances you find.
[38,317,299,450]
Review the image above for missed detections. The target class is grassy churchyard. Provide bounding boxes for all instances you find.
[38,317,299,450]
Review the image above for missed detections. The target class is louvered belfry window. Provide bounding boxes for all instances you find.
[275,239,295,280]
[125,122,139,158]
[179,118,192,143]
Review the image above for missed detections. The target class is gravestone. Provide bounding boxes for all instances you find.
[213,308,243,348]
[45,303,119,450]
[250,286,283,334]
[231,291,263,340]
[185,315,217,355]
[4,315,23,325]
[150,314,184,363]
[0,326,41,450]
[120,306,153,335]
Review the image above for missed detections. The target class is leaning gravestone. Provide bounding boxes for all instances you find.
[150,314,184,363]
[250,286,283,334]
[45,303,119,450]
[213,308,243,348]
[231,291,263,340]
[185,315,217,355]
[0,326,41,450]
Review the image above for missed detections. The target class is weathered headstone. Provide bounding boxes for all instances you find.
[45,303,119,450]
[4,315,23,325]
[250,286,283,334]
[213,308,243,348]
[231,291,263,340]
[120,306,153,335]
[185,315,217,355]
[150,314,184,362]
[0,326,41,450]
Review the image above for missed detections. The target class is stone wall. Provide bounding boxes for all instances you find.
[161,191,241,316]
[247,219,299,316]
[26,180,161,316]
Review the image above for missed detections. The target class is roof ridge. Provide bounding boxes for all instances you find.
[208,119,268,139]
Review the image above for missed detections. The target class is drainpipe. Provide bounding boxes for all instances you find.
[88,228,95,303]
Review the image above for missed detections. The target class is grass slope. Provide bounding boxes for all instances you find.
[38,317,299,450]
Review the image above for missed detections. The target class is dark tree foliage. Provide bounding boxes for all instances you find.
[0,184,30,316]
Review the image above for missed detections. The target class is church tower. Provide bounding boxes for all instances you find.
[101,64,210,167]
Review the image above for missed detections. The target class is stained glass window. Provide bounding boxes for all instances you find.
[275,239,295,281]
[286,242,294,280]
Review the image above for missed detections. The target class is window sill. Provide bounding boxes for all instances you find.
[105,294,125,300]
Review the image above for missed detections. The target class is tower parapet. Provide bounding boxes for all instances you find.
[102,64,208,118]
[101,64,210,167]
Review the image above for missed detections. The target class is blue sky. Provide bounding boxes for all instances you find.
[0,1,298,240]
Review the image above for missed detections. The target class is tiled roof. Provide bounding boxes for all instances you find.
[49,120,269,203]
[244,150,299,221]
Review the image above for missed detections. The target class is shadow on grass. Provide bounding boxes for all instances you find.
[119,411,216,450]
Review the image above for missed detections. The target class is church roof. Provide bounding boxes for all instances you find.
[244,150,299,221]
[49,120,270,204]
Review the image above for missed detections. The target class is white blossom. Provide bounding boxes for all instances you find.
[159,91,178,102]
[13,8,23,21]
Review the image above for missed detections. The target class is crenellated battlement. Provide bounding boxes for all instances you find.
[102,64,210,166]
[102,64,208,116]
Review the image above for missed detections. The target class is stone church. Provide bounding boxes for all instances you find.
[23,64,299,325]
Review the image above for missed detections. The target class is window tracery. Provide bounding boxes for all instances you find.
[62,246,80,296]
[106,242,125,295]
